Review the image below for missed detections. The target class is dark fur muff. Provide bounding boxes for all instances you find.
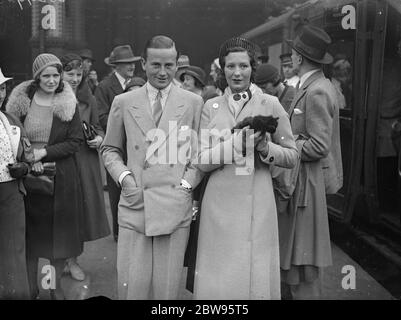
[231,115,279,135]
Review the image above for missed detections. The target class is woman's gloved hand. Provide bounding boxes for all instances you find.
[7,162,30,179]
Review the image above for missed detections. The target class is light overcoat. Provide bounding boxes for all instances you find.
[279,70,343,273]
[193,92,298,299]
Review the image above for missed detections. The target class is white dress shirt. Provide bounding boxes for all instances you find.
[285,75,300,88]
[298,69,319,89]
[146,81,172,110]
[115,71,130,90]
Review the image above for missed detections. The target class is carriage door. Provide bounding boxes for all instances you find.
[323,0,366,223]
[364,0,401,229]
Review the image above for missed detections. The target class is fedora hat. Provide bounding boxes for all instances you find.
[79,48,95,62]
[180,65,206,87]
[104,45,141,66]
[0,68,12,86]
[286,25,333,64]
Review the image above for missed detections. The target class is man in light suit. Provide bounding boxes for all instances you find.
[279,26,343,299]
[101,35,204,299]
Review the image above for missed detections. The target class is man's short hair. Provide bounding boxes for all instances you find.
[142,35,179,61]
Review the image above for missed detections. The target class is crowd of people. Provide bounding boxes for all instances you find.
[0,25,344,300]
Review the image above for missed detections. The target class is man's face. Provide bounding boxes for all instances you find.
[82,58,92,74]
[290,49,301,76]
[116,62,136,79]
[282,59,298,79]
[88,70,98,81]
[142,47,177,90]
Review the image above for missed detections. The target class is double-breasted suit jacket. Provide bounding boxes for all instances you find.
[101,84,204,236]
[279,70,343,276]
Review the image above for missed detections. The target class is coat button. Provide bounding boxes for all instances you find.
[134,145,139,150]
[269,156,274,162]
[170,164,174,168]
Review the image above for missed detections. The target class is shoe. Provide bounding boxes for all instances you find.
[67,259,86,281]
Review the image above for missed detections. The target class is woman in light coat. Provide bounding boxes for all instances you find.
[193,37,298,299]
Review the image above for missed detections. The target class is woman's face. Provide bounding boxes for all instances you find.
[182,74,197,92]
[39,66,61,94]
[210,63,218,82]
[0,83,6,105]
[224,51,252,93]
[63,67,83,92]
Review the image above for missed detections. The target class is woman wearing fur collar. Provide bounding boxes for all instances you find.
[6,53,84,300]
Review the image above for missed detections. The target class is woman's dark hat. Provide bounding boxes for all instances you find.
[78,49,95,62]
[254,64,279,85]
[104,45,141,66]
[60,53,82,66]
[218,37,257,69]
[180,65,206,87]
[286,25,333,64]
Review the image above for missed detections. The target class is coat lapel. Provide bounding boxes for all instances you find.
[288,70,325,118]
[110,73,124,96]
[157,85,188,142]
[127,86,155,137]
[209,96,236,130]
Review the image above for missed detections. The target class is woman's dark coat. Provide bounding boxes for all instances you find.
[6,80,85,259]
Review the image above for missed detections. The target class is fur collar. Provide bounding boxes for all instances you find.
[5,80,77,122]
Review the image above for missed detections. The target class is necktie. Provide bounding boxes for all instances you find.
[123,79,130,90]
[295,81,300,90]
[152,91,163,126]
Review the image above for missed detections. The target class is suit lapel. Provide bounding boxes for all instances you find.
[110,73,124,96]
[288,70,325,118]
[157,85,188,141]
[128,86,155,137]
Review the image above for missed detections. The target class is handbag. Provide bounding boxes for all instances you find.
[82,120,97,141]
[24,162,56,196]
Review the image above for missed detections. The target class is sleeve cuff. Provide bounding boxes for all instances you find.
[118,171,132,186]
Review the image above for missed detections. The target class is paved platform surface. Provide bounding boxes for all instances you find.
[37,191,395,300]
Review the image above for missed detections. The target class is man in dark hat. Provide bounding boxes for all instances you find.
[280,52,299,88]
[279,25,343,299]
[95,44,141,242]
[254,63,296,112]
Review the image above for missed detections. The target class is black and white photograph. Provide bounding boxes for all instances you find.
[0,0,400,307]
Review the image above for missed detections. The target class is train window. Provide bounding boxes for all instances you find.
[326,35,354,111]
[376,5,401,226]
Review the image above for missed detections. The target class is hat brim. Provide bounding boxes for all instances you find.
[110,57,142,64]
[104,57,115,66]
[179,70,205,87]
[0,77,12,86]
[286,40,333,65]
[176,67,189,79]
[82,56,96,62]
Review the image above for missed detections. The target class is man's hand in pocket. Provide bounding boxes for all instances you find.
[121,174,137,189]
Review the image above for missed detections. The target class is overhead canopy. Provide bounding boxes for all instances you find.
[241,9,295,40]
[387,0,401,14]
